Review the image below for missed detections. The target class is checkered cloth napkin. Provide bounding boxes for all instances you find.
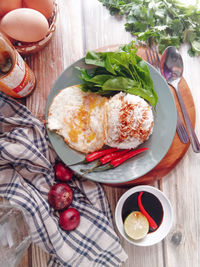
[0,92,128,267]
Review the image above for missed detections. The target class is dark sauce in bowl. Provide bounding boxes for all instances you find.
[122,191,164,233]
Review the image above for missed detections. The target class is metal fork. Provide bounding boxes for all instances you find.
[145,46,189,144]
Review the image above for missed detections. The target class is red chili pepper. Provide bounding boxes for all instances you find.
[99,149,130,165]
[89,147,148,172]
[110,147,148,168]
[138,192,158,230]
[81,149,130,173]
[86,148,119,162]
[70,148,119,166]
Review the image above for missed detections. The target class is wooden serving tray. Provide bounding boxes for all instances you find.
[96,45,195,186]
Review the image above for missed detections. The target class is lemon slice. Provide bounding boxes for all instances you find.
[124,211,149,240]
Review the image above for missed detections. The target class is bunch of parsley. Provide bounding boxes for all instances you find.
[99,0,200,56]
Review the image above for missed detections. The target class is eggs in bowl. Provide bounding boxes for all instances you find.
[47,85,154,154]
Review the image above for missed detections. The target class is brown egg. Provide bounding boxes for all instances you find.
[23,0,54,19]
[0,8,49,42]
[0,0,22,17]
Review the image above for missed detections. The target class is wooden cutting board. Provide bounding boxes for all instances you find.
[96,45,195,186]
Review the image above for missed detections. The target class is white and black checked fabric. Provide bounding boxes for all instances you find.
[0,92,128,267]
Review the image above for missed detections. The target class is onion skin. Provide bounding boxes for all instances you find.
[54,162,73,182]
[59,208,80,231]
[48,183,73,210]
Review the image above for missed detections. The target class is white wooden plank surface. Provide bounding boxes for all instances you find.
[18,0,200,266]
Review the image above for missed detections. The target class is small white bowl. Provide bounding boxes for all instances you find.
[115,185,173,246]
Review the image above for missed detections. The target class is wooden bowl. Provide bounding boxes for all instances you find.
[13,2,58,55]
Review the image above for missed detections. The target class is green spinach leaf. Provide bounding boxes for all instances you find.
[77,42,158,109]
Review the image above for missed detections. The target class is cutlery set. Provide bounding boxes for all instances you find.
[145,46,200,153]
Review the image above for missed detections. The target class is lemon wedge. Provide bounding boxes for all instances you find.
[124,211,149,240]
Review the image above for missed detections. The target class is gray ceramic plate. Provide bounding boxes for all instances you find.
[45,57,177,184]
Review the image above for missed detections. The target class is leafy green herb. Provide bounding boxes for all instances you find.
[99,0,200,56]
[77,42,158,109]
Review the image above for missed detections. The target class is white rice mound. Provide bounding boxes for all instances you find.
[105,92,154,149]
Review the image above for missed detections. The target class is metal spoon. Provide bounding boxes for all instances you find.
[160,46,200,153]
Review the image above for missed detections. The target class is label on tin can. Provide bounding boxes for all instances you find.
[0,51,35,97]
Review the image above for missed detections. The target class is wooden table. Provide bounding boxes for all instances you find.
[19,0,200,266]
